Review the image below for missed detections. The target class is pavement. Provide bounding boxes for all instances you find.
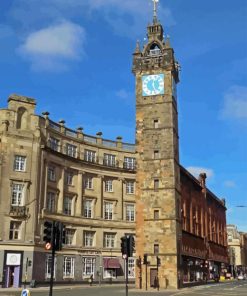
[0,280,246,296]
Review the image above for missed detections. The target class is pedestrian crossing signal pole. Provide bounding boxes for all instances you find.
[49,221,56,296]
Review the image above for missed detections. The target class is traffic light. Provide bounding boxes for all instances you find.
[156,256,161,267]
[143,254,148,265]
[121,236,128,256]
[127,235,135,257]
[43,221,53,244]
[55,222,66,251]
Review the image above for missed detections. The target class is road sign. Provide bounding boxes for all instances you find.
[45,242,52,250]
[21,289,30,296]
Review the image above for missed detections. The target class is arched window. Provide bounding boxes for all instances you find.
[16,107,28,129]
[149,43,161,56]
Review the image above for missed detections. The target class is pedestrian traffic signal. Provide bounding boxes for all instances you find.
[128,235,135,257]
[121,236,128,256]
[43,221,53,244]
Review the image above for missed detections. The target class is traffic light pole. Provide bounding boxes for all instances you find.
[125,257,128,296]
[49,222,56,296]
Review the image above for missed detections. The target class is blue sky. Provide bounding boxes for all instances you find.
[0,0,246,231]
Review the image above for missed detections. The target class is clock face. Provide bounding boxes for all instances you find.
[142,74,164,96]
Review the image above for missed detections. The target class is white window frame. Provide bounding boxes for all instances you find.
[104,154,116,167]
[124,157,136,170]
[47,192,56,212]
[126,181,135,194]
[11,183,24,206]
[104,233,115,248]
[45,255,56,279]
[66,143,77,158]
[104,202,113,220]
[126,204,135,222]
[65,229,75,245]
[66,172,73,186]
[84,176,93,190]
[105,180,113,192]
[63,196,73,216]
[83,257,95,278]
[84,231,95,247]
[84,200,93,218]
[50,137,60,151]
[9,221,22,240]
[48,166,56,181]
[14,155,26,172]
[63,257,75,278]
[84,150,96,163]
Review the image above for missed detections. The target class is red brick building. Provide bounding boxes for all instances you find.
[180,167,228,283]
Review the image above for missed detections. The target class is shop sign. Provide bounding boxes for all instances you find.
[6,253,21,265]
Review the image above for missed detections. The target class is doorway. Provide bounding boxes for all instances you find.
[5,265,20,288]
[150,268,158,287]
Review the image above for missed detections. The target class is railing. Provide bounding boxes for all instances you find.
[84,135,97,144]
[102,139,117,148]
[49,120,60,132]
[65,128,77,138]
[9,206,28,217]
[122,143,136,152]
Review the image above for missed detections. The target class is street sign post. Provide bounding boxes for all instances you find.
[21,288,30,296]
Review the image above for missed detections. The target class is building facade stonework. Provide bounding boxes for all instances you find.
[0,12,228,290]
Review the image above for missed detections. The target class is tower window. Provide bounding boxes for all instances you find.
[149,44,161,56]
[154,119,159,128]
[154,179,159,191]
[154,150,159,159]
[154,210,159,220]
[154,244,159,254]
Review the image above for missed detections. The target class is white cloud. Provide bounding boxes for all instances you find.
[220,85,247,120]
[10,0,175,39]
[18,21,85,71]
[186,166,214,179]
[223,180,236,188]
[115,89,134,105]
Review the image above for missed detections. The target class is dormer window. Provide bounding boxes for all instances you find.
[149,44,161,56]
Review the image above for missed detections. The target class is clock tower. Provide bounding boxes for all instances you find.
[133,1,181,290]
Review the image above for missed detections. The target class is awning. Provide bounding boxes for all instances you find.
[103,257,121,269]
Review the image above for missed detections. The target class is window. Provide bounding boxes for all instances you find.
[63,196,73,216]
[103,154,116,167]
[105,180,113,192]
[126,181,135,194]
[84,200,93,218]
[11,183,24,206]
[127,258,135,279]
[66,143,77,158]
[124,157,136,170]
[104,233,115,248]
[154,150,160,159]
[9,221,21,240]
[84,150,96,163]
[66,172,73,185]
[154,210,159,220]
[154,244,159,255]
[154,179,159,191]
[154,119,159,128]
[48,166,56,181]
[104,202,113,220]
[63,257,75,278]
[14,155,26,171]
[65,229,75,245]
[50,137,60,151]
[84,176,93,190]
[83,257,95,277]
[47,192,56,212]
[84,231,95,247]
[126,204,135,222]
[45,255,56,279]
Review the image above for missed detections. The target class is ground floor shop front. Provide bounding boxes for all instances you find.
[0,247,135,287]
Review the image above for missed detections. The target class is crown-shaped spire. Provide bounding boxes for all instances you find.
[152,0,159,24]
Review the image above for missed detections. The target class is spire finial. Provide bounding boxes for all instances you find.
[152,0,159,23]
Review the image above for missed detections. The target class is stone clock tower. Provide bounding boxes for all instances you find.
[133,2,181,290]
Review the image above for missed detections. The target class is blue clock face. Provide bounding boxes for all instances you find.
[142,74,164,96]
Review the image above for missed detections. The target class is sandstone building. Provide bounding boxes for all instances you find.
[0,6,228,290]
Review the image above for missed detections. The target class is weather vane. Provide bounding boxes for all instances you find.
[152,0,159,23]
